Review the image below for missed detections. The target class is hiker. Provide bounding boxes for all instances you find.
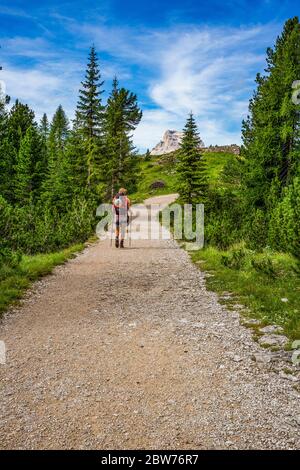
[112,188,131,248]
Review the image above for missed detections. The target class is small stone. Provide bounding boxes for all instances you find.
[233,355,243,362]
[243,318,261,326]
[253,353,272,364]
[279,372,299,382]
[259,334,288,348]
[260,325,284,334]
[192,322,204,328]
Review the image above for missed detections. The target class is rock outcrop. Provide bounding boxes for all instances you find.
[203,144,240,155]
[150,130,240,156]
[150,130,185,155]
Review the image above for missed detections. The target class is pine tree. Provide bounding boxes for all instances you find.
[49,105,69,152]
[104,77,142,196]
[144,149,151,161]
[1,100,37,202]
[242,17,300,211]
[15,126,43,204]
[38,114,50,188]
[39,113,49,140]
[8,100,36,152]
[43,106,70,208]
[177,113,207,204]
[76,46,104,139]
[74,46,104,190]
[0,89,11,199]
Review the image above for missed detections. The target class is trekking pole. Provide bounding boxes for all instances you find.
[129,209,132,247]
[110,206,114,247]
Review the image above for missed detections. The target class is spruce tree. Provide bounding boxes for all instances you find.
[15,126,42,204]
[43,106,70,209]
[0,89,11,199]
[39,113,49,140]
[49,105,69,152]
[242,17,300,211]
[144,149,151,161]
[8,100,36,152]
[104,77,142,196]
[177,113,207,204]
[74,46,104,190]
[76,46,104,139]
[1,100,36,202]
[38,113,50,189]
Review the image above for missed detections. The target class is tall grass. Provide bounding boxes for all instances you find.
[0,243,84,314]
[191,244,300,340]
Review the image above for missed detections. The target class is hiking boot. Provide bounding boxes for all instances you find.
[120,240,124,248]
[115,238,119,248]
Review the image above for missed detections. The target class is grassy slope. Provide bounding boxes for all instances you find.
[191,246,300,341]
[130,151,236,202]
[0,243,85,314]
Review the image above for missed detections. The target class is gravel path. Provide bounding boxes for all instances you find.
[0,195,299,449]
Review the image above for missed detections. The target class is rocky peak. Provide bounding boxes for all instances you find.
[150,130,184,155]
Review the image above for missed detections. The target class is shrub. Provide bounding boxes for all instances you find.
[221,246,247,270]
[251,256,277,278]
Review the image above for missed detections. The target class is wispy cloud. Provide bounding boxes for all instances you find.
[0,11,281,150]
[0,6,33,19]
[69,19,280,149]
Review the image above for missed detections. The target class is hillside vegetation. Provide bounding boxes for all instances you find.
[131,150,237,202]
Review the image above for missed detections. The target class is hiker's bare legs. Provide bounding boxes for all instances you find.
[115,223,126,248]
[115,227,120,248]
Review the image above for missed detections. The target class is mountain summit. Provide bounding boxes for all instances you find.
[150,130,183,155]
[151,130,205,155]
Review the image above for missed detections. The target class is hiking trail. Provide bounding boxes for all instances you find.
[0,195,299,449]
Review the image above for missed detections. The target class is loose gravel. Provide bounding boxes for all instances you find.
[0,195,299,449]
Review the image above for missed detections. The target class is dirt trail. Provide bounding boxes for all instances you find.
[0,195,299,449]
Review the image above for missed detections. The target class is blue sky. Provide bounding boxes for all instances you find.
[0,1,298,151]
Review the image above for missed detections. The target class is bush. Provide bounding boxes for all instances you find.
[0,194,96,255]
[221,246,247,270]
[268,177,300,253]
[204,189,245,249]
[251,256,277,278]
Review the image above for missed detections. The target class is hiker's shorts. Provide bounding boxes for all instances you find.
[115,214,129,227]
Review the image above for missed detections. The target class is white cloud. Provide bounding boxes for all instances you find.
[69,20,278,151]
[1,65,77,122]
[0,18,281,151]
[133,109,181,151]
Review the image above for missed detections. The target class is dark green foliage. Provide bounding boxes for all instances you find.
[76,46,104,139]
[221,247,247,270]
[204,189,245,249]
[268,176,300,253]
[14,125,44,204]
[205,17,300,255]
[0,45,143,270]
[7,100,36,152]
[241,17,300,241]
[251,257,277,278]
[43,106,70,209]
[39,113,49,140]
[144,149,151,161]
[0,100,36,202]
[71,47,107,195]
[220,155,244,187]
[177,113,207,204]
[103,77,142,197]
